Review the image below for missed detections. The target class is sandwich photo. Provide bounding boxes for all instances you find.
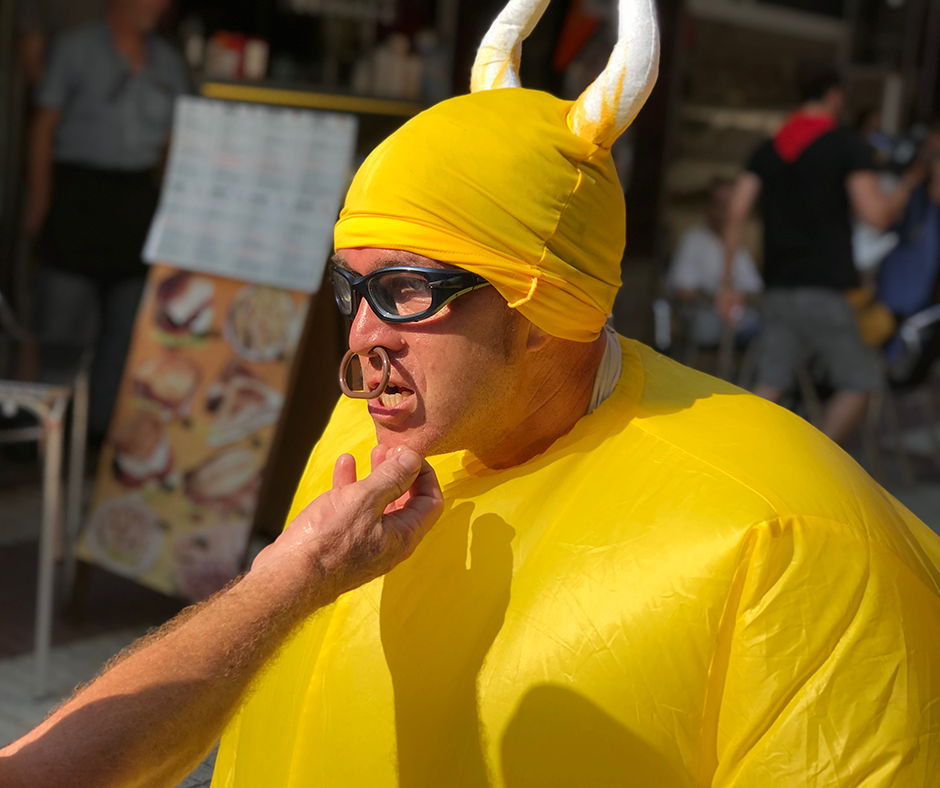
[205,359,283,446]
[154,272,216,339]
[132,352,201,418]
[111,410,173,487]
[183,447,262,515]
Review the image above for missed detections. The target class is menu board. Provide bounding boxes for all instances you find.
[77,264,310,600]
[144,97,357,294]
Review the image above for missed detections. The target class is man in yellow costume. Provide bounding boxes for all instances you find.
[209,0,940,785]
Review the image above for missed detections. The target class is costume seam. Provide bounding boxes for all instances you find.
[535,159,587,273]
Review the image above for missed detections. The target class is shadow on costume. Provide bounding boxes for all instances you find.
[381,508,515,787]
[501,684,690,788]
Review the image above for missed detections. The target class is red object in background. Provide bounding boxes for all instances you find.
[773,111,838,163]
[553,0,603,73]
[206,31,247,79]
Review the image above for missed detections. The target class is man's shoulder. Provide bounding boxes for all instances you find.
[52,16,107,50]
[621,340,897,522]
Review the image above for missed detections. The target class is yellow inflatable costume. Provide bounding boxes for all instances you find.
[212,1,940,785]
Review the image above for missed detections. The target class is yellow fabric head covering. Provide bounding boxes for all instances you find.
[334,90,623,342]
[334,0,659,343]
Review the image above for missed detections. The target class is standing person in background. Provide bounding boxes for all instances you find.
[23,0,188,438]
[667,178,762,348]
[877,128,940,323]
[720,61,924,446]
[17,0,108,88]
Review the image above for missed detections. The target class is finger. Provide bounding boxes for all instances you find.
[332,454,357,489]
[408,458,444,504]
[384,459,444,541]
[370,444,389,473]
[384,493,444,554]
[355,448,424,514]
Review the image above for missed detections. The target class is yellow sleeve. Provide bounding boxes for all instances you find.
[703,516,940,787]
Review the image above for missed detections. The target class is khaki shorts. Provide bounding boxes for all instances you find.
[756,287,882,393]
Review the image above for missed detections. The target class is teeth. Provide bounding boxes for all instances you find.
[378,390,406,407]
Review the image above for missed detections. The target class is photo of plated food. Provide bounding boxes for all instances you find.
[111,411,173,487]
[154,272,216,339]
[204,358,284,446]
[224,285,296,362]
[172,520,251,601]
[85,496,164,579]
[184,447,262,515]
[82,264,308,599]
[132,352,201,419]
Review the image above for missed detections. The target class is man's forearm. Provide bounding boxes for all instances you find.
[0,447,442,788]
[24,111,58,237]
[721,220,743,286]
[0,560,325,788]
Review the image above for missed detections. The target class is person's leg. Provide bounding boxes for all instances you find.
[90,276,146,436]
[808,289,882,447]
[820,390,871,445]
[753,383,785,403]
[753,290,800,404]
[35,268,100,382]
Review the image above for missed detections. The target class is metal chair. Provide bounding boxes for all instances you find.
[0,288,91,697]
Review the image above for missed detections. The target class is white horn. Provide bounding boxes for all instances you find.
[568,0,660,147]
[470,0,552,93]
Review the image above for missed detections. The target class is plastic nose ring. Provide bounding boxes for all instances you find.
[339,347,391,400]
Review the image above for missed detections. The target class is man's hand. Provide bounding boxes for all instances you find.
[252,445,443,604]
[715,284,745,327]
[0,446,442,788]
[24,108,60,239]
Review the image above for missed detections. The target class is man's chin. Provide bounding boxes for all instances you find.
[372,424,445,458]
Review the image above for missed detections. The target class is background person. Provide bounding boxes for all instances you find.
[721,60,925,446]
[17,0,108,89]
[23,0,188,437]
[667,178,762,347]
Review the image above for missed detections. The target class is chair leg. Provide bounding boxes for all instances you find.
[917,387,940,470]
[716,325,735,382]
[63,370,90,604]
[796,364,824,427]
[863,391,885,483]
[35,404,65,699]
[736,336,761,390]
[884,391,916,486]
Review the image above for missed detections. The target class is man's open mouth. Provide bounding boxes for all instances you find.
[376,384,414,409]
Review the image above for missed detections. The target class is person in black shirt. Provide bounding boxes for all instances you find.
[720,61,924,446]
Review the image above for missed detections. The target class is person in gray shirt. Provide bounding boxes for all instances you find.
[23,0,188,436]
[17,0,108,87]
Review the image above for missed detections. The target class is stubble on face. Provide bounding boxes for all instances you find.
[375,295,527,460]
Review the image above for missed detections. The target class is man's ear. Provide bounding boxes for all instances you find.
[525,323,552,352]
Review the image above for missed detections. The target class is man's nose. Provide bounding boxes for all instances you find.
[348,297,402,355]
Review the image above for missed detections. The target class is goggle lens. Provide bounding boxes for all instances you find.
[330,268,355,316]
[369,272,434,317]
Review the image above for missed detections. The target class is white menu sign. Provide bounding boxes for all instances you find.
[145,97,358,293]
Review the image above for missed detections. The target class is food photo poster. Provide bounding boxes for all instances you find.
[77,263,310,601]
